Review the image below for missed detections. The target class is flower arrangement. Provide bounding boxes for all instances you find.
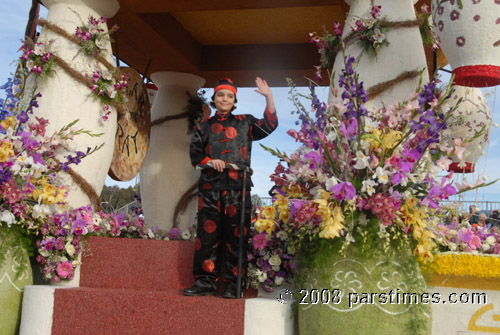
[0,72,101,270]
[35,205,196,282]
[247,50,492,291]
[74,15,118,58]
[87,68,129,120]
[19,39,55,79]
[433,222,500,254]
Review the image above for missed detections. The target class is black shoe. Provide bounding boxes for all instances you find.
[223,284,243,299]
[183,280,216,296]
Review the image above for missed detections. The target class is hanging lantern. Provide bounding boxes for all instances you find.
[445,85,492,173]
[432,1,500,87]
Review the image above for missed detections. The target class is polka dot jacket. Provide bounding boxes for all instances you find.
[190,108,278,191]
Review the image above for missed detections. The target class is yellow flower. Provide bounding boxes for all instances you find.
[261,205,275,219]
[316,188,331,200]
[381,129,402,151]
[318,205,345,239]
[0,116,16,130]
[0,140,15,162]
[286,184,303,198]
[366,129,382,151]
[254,218,276,234]
[31,177,67,205]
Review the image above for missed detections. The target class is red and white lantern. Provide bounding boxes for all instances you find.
[445,85,492,173]
[432,1,500,87]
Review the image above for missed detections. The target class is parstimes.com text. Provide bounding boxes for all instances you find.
[294,289,487,308]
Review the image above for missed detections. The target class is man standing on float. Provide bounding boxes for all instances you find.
[184,77,278,298]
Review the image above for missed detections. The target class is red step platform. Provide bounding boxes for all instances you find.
[50,236,257,335]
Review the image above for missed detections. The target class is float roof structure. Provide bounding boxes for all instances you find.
[108,0,437,87]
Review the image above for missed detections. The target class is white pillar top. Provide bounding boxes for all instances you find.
[41,0,120,18]
[151,72,206,90]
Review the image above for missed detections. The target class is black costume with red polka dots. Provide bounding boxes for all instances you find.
[190,108,278,286]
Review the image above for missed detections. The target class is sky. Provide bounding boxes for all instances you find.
[2,1,500,206]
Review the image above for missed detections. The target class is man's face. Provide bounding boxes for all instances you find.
[213,89,235,114]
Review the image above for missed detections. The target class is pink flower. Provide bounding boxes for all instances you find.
[468,235,482,250]
[56,261,73,279]
[253,233,268,250]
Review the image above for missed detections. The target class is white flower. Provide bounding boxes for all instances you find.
[269,254,282,267]
[325,176,338,191]
[275,276,284,286]
[481,243,490,252]
[95,38,105,49]
[373,28,385,43]
[353,150,369,169]
[106,86,117,99]
[287,245,296,255]
[326,130,337,142]
[181,230,191,240]
[0,211,16,227]
[39,249,49,257]
[72,260,81,266]
[486,236,496,245]
[448,242,457,251]
[257,270,267,283]
[65,243,76,257]
[361,180,376,196]
[32,204,51,219]
[88,26,98,35]
[101,70,113,81]
[147,229,155,239]
[26,59,35,71]
[374,166,390,184]
[363,118,379,132]
[34,44,44,56]
[276,230,288,241]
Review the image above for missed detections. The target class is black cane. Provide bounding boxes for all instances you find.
[236,168,247,299]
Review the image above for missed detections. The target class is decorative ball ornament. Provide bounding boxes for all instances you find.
[445,85,492,173]
[432,1,500,87]
[108,67,151,181]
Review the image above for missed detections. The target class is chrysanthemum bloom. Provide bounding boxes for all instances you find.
[253,233,269,250]
[56,261,73,279]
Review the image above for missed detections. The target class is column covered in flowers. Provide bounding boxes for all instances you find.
[140,72,205,232]
[34,0,120,208]
[332,0,429,109]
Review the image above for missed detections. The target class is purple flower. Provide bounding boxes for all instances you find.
[330,181,356,201]
[70,213,88,235]
[169,227,180,239]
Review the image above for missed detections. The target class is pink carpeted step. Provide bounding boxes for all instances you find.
[79,237,195,290]
[52,287,246,335]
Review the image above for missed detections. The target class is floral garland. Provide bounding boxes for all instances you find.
[74,15,118,58]
[309,5,439,81]
[87,68,129,121]
[35,16,127,121]
[19,39,55,79]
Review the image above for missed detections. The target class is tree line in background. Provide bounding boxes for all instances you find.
[100,185,266,216]
[100,185,141,213]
